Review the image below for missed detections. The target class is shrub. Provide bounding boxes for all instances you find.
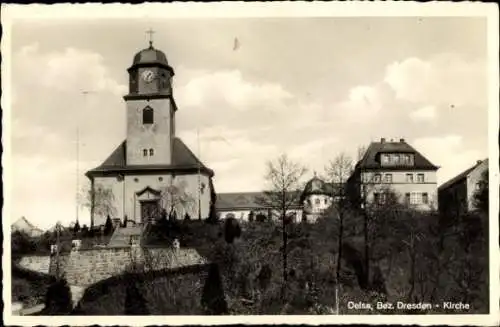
[224,218,241,244]
[104,215,114,235]
[256,213,267,222]
[124,280,149,315]
[201,263,228,315]
[44,277,73,315]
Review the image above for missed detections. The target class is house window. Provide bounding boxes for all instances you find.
[406,173,414,183]
[143,106,154,124]
[324,198,328,205]
[373,174,381,183]
[384,174,393,183]
[417,173,425,183]
[315,198,320,205]
[393,154,400,165]
[475,182,481,191]
[409,192,422,205]
[381,154,390,164]
[405,193,410,205]
[422,193,429,204]
[143,149,148,157]
[149,148,154,156]
[404,154,412,165]
[373,193,379,204]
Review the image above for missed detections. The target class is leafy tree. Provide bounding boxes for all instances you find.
[201,263,228,315]
[124,280,149,315]
[207,177,219,224]
[44,277,73,315]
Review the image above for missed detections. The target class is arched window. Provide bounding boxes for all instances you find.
[143,106,154,124]
[143,149,148,157]
[149,148,154,156]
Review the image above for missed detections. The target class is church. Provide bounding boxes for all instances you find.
[85,39,215,227]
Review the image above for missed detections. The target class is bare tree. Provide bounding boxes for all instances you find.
[159,181,196,220]
[357,145,367,162]
[80,184,117,227]
[324,152,353,310]
[257,154,307,296]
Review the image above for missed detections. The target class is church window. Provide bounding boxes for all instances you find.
[143,149,148,157]
[149,148,154,156]
[143,106,154,124]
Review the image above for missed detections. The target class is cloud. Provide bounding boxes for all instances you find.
[175,68,293,110]
[178,126,279,192]
[10,44,127,228]
[410,105,437,122]
[413,135,483,185]
[384,54,487,107]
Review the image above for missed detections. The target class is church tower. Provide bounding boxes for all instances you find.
[123,37,177,166]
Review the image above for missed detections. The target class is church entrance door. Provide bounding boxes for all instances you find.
[140,200,160,224]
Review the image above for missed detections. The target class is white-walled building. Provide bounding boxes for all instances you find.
[86,41,214,227]
[216,174,345,223]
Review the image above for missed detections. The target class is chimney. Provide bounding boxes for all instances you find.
[400,138,405,143]
[381,138,386,143]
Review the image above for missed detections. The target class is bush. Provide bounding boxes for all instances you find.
[104,215,114,235]
[224,218,241,244]
[256,213,267,222]
[201,263,228,315]
[124,280,149,315]
[43,277,73,315]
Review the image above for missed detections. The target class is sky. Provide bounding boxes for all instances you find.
[5,10,492,229]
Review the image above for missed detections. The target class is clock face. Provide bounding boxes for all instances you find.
[142,70,155,83]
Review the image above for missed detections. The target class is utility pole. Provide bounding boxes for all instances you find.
[197,129,202,220]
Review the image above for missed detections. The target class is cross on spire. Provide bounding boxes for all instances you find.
[146,28,155,48]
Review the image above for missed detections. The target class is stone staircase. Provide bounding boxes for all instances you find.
[107,225,144,248]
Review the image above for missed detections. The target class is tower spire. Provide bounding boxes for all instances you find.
[146,28,155,48]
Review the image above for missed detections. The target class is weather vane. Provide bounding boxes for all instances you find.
[146,28,155,48]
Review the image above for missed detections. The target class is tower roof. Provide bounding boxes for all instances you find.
[128,43,173,73]
[302,175,332,197]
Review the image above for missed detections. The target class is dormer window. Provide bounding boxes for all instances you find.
[143,106,154,124]
[380,153,414,166]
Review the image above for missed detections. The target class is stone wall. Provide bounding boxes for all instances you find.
[17,255,51,274]
[19,247,207,287]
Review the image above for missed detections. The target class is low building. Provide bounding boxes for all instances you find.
[346,138,439,211]
[438,158,489,216]
[216,174,345,223]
